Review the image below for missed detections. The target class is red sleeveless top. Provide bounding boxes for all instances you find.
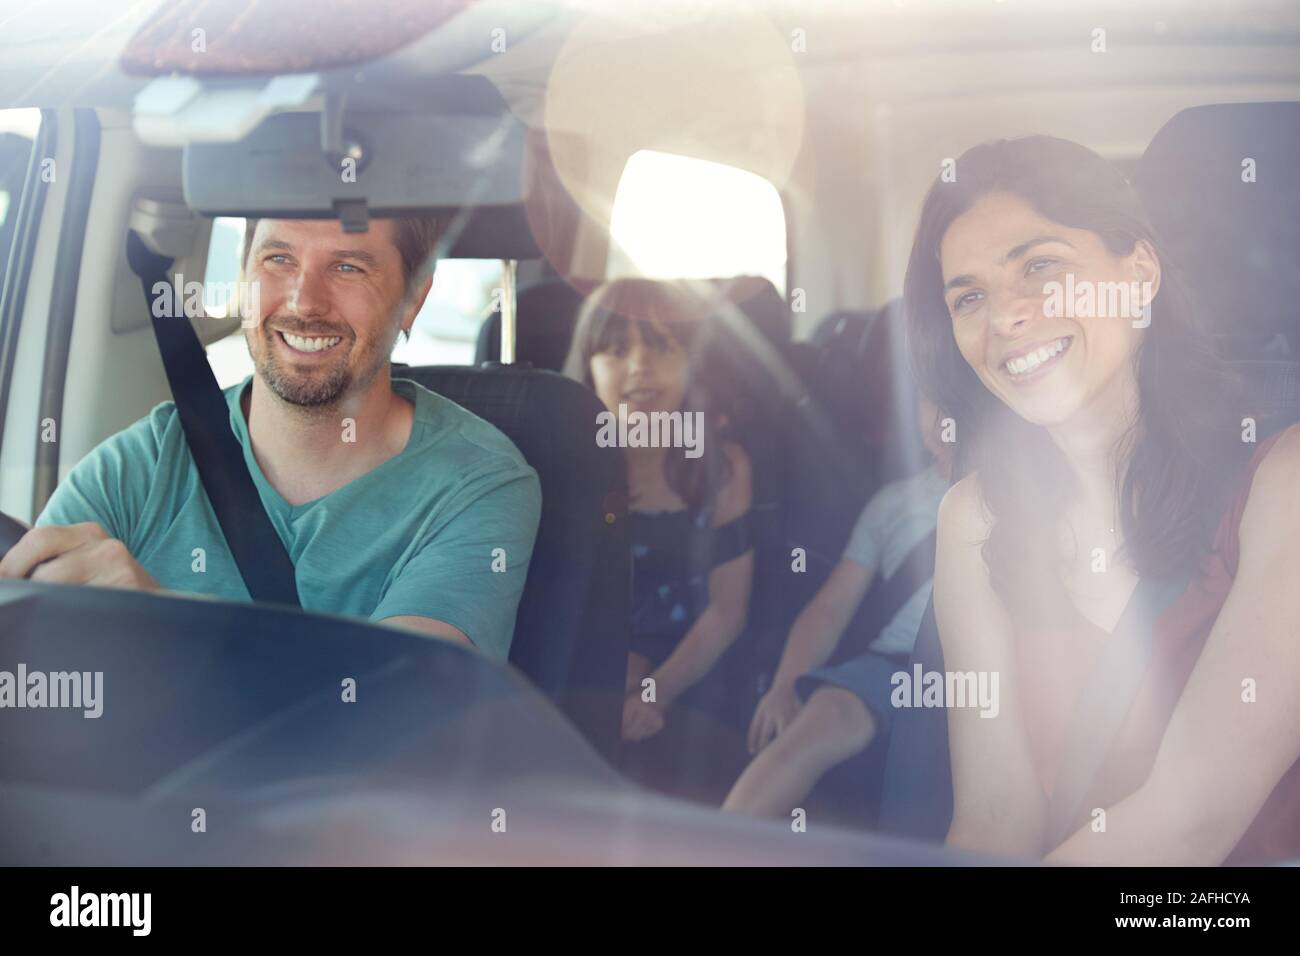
[1016,430,1299,864]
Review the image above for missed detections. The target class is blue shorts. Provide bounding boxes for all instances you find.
[795,651,909,740]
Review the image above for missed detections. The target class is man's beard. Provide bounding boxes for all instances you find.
[250,326,359,408]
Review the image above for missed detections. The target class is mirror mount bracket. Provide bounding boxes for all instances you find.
[333,199,370,234]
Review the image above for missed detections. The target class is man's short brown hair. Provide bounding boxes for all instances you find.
[240,213,445,293]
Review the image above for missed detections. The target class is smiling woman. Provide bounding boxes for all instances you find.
[908,136,1238,631]
[905,135,1300,864]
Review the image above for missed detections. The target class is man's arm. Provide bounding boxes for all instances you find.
[378,615,473,649]
[369,466,542,661]
[0,521,160,590]
[1,413,163,590]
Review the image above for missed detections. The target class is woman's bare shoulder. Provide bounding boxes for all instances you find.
[1240,422,1300,544]
[1256,421,1300,481]
[938,472,993,549]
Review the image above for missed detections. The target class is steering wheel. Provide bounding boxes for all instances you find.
[0,510,29,560]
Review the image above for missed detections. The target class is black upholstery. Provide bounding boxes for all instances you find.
[474,277,586,370]
[1229,358,1300,436]
[693,283,872,700]
[443,204,543,261]
[710,275,792,344]
[807,300,924,490]
[399,365,629,760]
[1135,101,1300,359]
[1137,101,1300,432]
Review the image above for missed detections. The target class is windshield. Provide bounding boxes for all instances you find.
[0,0,1298,897]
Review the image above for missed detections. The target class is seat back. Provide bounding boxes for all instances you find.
[1230,358,1300,435]
[400,365,628,759]
[808,299,927,490]
[1135,101,1300,361]
[474,277,587,371]
[693,285,871,705]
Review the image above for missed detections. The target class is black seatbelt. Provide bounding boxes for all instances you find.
[834,529,937,664]
[126,231,301,607]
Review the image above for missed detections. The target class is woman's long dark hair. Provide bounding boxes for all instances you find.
[564,277,737,513]
[905,136,1246,628]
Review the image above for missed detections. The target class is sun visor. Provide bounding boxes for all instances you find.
[183,107,531,241]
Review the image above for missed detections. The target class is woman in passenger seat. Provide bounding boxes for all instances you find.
[564,278,755,799]
[723,393,951,819]
[906,135,1300,864]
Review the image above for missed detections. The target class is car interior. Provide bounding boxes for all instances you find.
[1,0,1299,866]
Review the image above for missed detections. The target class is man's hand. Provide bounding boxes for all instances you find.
[622,693,666,743]
[747,679,803,755]
[0,522,160,591]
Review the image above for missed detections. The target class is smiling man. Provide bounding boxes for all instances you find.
[0,215,541,659]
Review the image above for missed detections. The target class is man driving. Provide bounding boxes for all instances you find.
[0,215,541,660]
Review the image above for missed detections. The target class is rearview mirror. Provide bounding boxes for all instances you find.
[183,109,529,229]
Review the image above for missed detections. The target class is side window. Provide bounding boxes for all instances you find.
[203,217,495,387]
[393,258,501,368]
[607,149,787,293]
[0,108,43,289]
[204,217,256,388]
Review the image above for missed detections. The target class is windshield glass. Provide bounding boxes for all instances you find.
[1,0,1298,882]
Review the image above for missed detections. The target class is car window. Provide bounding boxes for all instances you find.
[0,108,42,289]
[203,216,496,387]
[607,149,787,294]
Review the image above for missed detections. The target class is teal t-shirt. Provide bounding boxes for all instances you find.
[36,376,541,660]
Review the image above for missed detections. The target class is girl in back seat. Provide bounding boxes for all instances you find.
[905,135,1300,864]
[565,278,755,801]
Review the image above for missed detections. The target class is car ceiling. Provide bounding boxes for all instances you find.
[2,0,1298,306]
[5,0,1298,110]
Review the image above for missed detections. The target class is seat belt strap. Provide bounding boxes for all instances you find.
[836,529,938,662]
[126,231,301,607]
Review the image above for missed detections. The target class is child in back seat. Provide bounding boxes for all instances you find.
[564,278,757,801]
[724,394,951,819]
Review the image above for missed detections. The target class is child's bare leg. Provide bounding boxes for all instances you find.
[722,686,875,818]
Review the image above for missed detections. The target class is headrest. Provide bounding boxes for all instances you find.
[1134,102,1300,339]
[707,275,791,344]
[438,204,541,260]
